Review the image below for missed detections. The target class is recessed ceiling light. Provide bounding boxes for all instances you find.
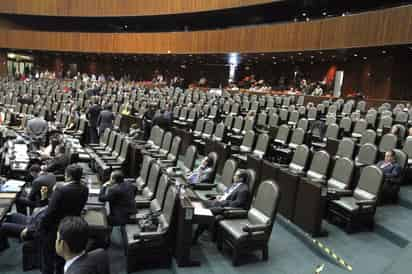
[305,17,310,22]
[382,50,387,54]
[302,12,307,17]
[363,56,367,60]
[298,52,302,55]
[273,62,277,65]
[353,53,358,57]
[322,11,327,16]
[167,50,171,54]
[272,56,276,59]
[260,53,265,56]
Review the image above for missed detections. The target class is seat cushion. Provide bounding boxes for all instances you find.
[219,219,265,241]
[332,197,373,212]
[124,224,142,247]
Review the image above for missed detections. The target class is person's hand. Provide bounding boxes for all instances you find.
[103,181,112,187]
[216,195,222,201]
[20,228,28,240]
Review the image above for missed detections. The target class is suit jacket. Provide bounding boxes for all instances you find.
[40,181,89,234]
[27,173,56,204]
[97,110,114,134]
[377,161,402,178]
[188,167,213,184]
[65,249,110,274]
[26,117,48,138]
[98,182,137,225]
[46,154,70,174]
[206,182,250,210]
[87,104,101,128]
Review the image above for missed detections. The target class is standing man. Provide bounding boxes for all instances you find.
[26,110,48,147]
[98,171,137,226]
[39,164,89,274]
[96,105,115,139]
[86,97,101,144]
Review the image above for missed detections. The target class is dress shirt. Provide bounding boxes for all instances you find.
[64,252,84,273]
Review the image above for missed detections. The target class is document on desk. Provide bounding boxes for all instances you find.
[192,202,213,216]
[88,187,101,195]
[1,180,25,192]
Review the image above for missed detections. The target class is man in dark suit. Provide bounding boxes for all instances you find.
[26,111,48,146]
[55,217,110,274]
[0,187,49,252]
[377,150,402,178]
[44,145,70,175]
[97,105,115,139]
[39,164,89,274]
[193,169,250,243]
[377,150,403,202]
[98,171,137,226]
[86,97,101,144]
[16,164,56,214]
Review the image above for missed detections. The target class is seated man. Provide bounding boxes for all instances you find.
[193,169,250,243]
[0,186,49,252]
[56,216,110,274]
[98,171,137,226]
[186,156,214,185]
[377,150,402,202]
[15,164,56,214]
[43,145,70,175]
[377,150,402,178]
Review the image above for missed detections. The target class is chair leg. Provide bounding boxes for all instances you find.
[232,248,240,266]
[262,245,269,261]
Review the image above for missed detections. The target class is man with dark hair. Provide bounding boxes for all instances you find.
[39,164,89,274]
[26,110,48,144]
[56,217,110,274]
[44,145,69,175]
[0,186,49,252]
[193,169,251,244]
[96,104,114,138]
[98,171,137,226]
[16,164,56,214]
[377,150,402,178]
[86,97,101,143]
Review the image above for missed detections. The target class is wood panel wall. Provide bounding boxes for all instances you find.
[0,0,274,16]
[0,5,411,54]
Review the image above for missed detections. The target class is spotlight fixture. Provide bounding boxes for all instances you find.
[302,12,307,17]
[298,52,302,55]
[382,50,387,54]
[363,56,367,60]
[305,17,310,22]
[353,53,358,57]
[273,62,277,64]
[322,11,327,16]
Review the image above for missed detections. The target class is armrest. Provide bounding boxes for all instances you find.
[133,231,163,241]
[356,199,376,209]
[159,159,174,164]
[192,183,217,190]
[328,189,352,196]
[309,178,327,185]
[220,208,248,219]
[242,224,267,233]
